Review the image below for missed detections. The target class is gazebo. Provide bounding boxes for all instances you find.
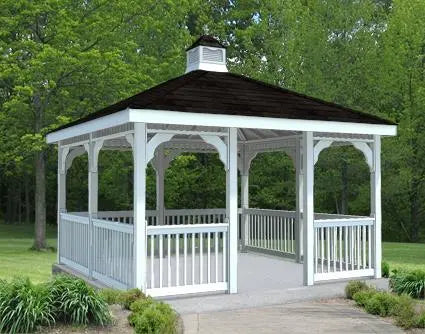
[47,36,397,298]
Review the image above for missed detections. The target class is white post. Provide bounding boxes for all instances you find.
[155,146,165,225]
[240,145,250,251]
[87,134,99,279]
[295,137,304,263]
[371,135,382,278]
[302,131,314,286]
[227,127,238,293]
[57,143,66,264]
[133,123,147,290]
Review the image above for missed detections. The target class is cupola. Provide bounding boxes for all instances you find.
[185,35,227,73]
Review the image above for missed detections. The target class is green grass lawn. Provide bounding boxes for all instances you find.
[383,241,425,272]
[0,223,57,283]
[0,223,423,283]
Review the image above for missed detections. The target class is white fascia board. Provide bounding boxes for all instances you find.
[129,109,397,136]
[46,109,131,144]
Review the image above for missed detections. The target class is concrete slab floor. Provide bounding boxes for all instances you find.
[182,300,403,334]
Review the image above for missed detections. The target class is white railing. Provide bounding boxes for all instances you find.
[92,218,134,289]
[97,209,225,226]
[313,217,375,281]
[164,208,226,225]
[59,213,90,275]
[244,208,296,256]
[146,223,229,297]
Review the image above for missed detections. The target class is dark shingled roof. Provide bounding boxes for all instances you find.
[51,70,395,133]
[186,35,226,51]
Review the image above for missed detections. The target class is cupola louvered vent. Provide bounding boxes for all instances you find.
[202,47,224,62]
[185,35,227,73]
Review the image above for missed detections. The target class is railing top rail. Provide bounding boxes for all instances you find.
[314,217,374,228]
[147,223,228,235]
[164,208,226,215]
[314,212,366,219]
[61,213,89,224]
[244,208,297,217]
[92,218,134,234]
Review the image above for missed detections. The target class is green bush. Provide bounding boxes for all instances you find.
[0,277,55,334]
[415,311,425,328]
[353,289,377,307]
[345,280,369,300]
[390,269,425,299]
[99,288,124,305]
[49,275,111,326]
[128,297,155,326]
[364,292,399,317]
[382,262,390,278]
[120,288,145,310]
[131,302,177,334]
[393,295,416,329]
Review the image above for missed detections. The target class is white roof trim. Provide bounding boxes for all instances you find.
[46,107,396,144]
[46,109,130,143]
[129,109,396,136]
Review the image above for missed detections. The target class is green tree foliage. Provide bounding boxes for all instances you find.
[1,0,425,243]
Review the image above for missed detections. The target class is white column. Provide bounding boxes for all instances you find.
[57,144,67,264]
[240,173,249,251]
[155,146,165,225]
[295,137,304,263]
[302,131,314,286]
[371,135,382,278]
[227,127,238,293]
[133,123,147,290]
[87,135,99,279]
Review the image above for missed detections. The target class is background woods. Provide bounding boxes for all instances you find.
[0,0,424,248]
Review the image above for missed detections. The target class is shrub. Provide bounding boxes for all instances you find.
[382,262,390,278]
[0,277,55,334]
[99,288,124,305]
[120,288,145,310]
[345,280,369,300]
[131,302,177,334]
[128,297,155,326]
[353,289,377,307]
[49,275,111,326]
[415,311,425,328]
[364,292,399,317]
[390,269,425,299]
[392,295,416,329]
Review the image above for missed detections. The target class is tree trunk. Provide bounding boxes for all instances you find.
[25,173,31,224]
[34,150,47,249]
[409,177,420,242]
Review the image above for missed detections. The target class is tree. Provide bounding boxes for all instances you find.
[0,0,193,248]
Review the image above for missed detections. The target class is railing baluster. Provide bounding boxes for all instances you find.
[192,233,195,285]
[176,233,180,286]
[184,233,187,285]
[215,231,219,283]
[207,232,211,283]
[200,232,203,284]
[159,235,163,288]
[151,235,154,289]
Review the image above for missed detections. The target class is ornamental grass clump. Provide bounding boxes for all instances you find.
[390,269,425,299]
[120,288,145,310]
[363,291,399,317]
[99,288,124,305]
[345,280,369,299]
[0,277,55,334]
[49,275,111,326]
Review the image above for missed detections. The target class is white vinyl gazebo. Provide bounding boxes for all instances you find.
[47,36,397,297]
